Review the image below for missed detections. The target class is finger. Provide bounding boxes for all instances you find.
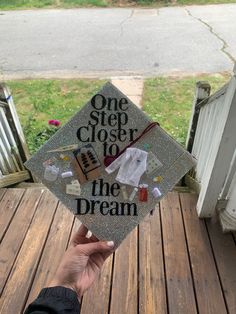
[85,230,98,242]
[70,224,88,246]
[86,230,92,238]
[78,224,88,237]
[78,241,114,256]
[89,233,99,242]
[102,250,114,260]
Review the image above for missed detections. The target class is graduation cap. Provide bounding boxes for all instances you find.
[25,82,195,247]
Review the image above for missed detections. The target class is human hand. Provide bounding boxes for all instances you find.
[49,224,114,301]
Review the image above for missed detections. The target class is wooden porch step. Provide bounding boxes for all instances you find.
[0,189,235,314]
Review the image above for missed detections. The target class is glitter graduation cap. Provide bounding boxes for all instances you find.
[25,82,195,247]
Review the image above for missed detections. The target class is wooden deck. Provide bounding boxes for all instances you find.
[0,188,236,314]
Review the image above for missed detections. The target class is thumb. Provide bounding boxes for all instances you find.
[79,241,114,256]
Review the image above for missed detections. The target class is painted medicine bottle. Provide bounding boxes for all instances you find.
[139,184,148,202]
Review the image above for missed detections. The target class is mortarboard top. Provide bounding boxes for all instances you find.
[25,82,195,247]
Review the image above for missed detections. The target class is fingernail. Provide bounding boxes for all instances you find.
[107,241,114,247]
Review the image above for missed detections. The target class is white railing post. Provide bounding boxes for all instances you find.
[219,170,236,231]
[186,81,211,153]
[0,84,32,187]
[197,75,236,218]
[0,84,30,161]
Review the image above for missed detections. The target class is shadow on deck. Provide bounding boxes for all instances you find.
[0,188,235,314]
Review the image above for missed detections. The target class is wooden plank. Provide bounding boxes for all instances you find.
[0,188,44,295]
[206,218,236,313]
[198,98,224,181]
[0,190,58,313]
[0,107,23,171]
[0,106,24,171]
[0,170,31,188]
[25,202,74,308]
[0,188,25,242]
[25,211,80,309]
[0,135,14,173]
[0,84,30,161]
[0,118,18,172]
[139,206,167,314]
[196,76,236,217]
[185,174,201,194]
[0,188,7,201]
[67,217,82,246]
[81,254,113,314]
[186,81,211,153]
[233,233,236,245]
[160,192,197,314]
[180,193,227,314]
[110,228,138,314]
[223,169,236,231]
[0,150,9,175]
[220,150,236,200]
[70,216,113,314]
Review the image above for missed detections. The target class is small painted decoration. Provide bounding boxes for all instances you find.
[152,187,162,198]
[105,147,148,187]
[129,187,138,201]
[139,184,148,202]
[43,157,57,167]
[44,165,59,182]
[66,181,81,196]
[61,171,73,179]
[25,82,195,247]
[121,186,128,200]
[146,152,163,174]
[153,175,163,183]
[143,143,152,151]
[59,154,70,161]
[73,144,101,183]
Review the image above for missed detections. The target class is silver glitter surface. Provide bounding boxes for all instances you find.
[25,82,195,247]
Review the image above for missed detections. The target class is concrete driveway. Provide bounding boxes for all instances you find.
[0,4,235,79]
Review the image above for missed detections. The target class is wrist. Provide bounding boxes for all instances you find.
[49,280,82,301]
[38,286,80,309]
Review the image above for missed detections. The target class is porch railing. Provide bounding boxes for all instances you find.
[0,83,31,187]
[186,69,236,226]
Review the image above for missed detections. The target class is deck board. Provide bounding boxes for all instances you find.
[180,193,228,314]
[81,254,113,314]
[0,188,44,295]
[0,188,234,314]
[0,190,58,313]
[206,218,236,313]
[0,188,25,242]
[0,188,7,201]
[161,192,197,314]
[25,202,75,308]
[139,204,167,314]
[110,228,138,314]
[68,217,82,246]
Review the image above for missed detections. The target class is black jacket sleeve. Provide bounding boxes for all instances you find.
[24,286,80,314]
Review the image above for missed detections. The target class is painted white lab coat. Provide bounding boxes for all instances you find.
[105,148,148,187]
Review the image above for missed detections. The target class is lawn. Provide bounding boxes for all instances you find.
[0,0,235,10]
[8,79,106,153]
[8,74,229,154]
[142,74,230,145]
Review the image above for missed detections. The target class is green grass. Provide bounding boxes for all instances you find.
[0,0,236,10]
[0,0,54,10]
[0,0,108,10]
[142,74,230,146]
[8,74,229,154]
[8,79,106,153]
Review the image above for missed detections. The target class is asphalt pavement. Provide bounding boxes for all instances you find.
[0,4,235,79]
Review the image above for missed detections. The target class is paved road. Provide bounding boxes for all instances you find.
[0,4,236,79]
